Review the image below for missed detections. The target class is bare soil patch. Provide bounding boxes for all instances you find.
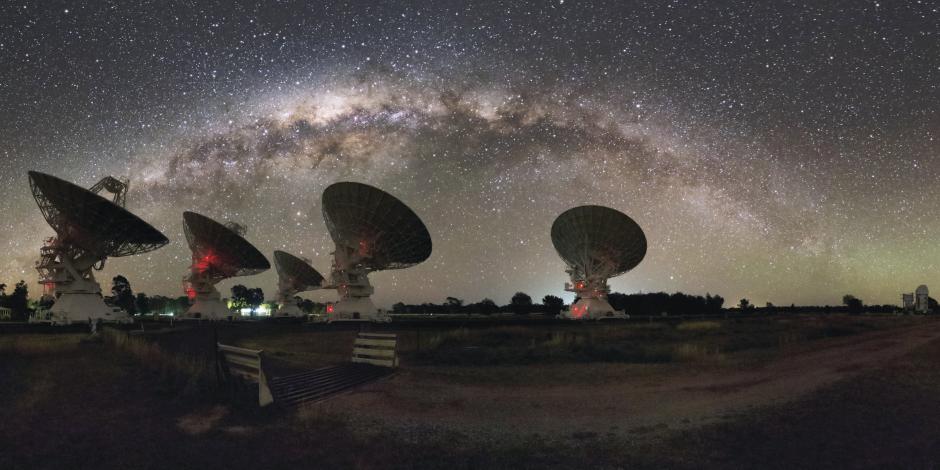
[320,320,940,439]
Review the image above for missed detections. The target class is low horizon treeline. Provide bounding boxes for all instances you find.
[388,293,923,316]
[759,303,911,315]
[391,292,728,316]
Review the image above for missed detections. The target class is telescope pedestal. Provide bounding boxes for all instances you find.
[48,278,131,325]
[275,298,305,318]
[329,296,390,322]
[326,268,390,322]
[561,278,626,320]
[562,297,626,320]
[184,284,234,321]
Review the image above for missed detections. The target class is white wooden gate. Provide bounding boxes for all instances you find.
[351,332,399,368]
[217,343,274,407]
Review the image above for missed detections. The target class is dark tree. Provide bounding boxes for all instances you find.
[445,296,463,313]
[247,287,265,314]
[606,291,732,316]
[738,298,752,311]
[392,302,407,314]
[111,275,136,314]
[510,292,533,315]
[477,298,498,315]
[230,285,249,311]
[8,280,29,321]
[842,294,863,314]
[135,293,151,315]
[705,293,725,314]
[542,295,564,316]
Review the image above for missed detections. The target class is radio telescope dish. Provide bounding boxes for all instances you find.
[551,205,647,320]
[320,182,432,322]
[28,171,169,325]
[273,250,324,318]
[182,211,270,320]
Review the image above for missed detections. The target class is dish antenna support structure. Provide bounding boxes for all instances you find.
[273,250,324,318]
[182,211,270,320]
[29,171,169,325]
[551,205,647,320]
[320,182,432,322]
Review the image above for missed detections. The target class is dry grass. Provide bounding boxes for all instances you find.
[676,320,722,331]
[399,315,915,367]
[0,333,83,356]
[672,342,726,363]
[101,327,215,398]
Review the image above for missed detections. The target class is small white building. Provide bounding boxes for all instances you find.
[902,285,930,314]
[916,285,930,314]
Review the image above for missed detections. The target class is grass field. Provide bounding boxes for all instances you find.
[2,314,938,468]
[201,314,924,372]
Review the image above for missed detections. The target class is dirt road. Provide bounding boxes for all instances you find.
[321,320,940,439]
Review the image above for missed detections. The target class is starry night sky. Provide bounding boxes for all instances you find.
[1,1,938,307]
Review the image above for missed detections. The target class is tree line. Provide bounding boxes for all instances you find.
[733,294,914,315]
[109,278,275,317]
[390,291,727,316]
[116,279,327,316]
[391,292,562,315]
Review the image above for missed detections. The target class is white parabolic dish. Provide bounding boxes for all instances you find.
[551,205,647,320]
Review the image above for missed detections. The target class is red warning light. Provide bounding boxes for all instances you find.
[571,305,584,319]
[326,304,335,314]
[358,240,369,257]
[194,251,217,274]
